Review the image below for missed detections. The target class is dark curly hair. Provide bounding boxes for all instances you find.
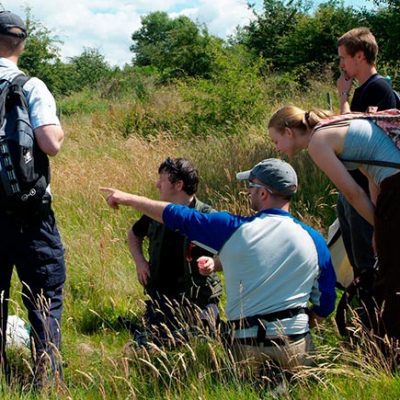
[158,157,199,195]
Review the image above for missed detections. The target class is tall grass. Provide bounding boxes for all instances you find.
[2,76,399,399]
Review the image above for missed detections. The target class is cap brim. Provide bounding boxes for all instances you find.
[236,170,251,180]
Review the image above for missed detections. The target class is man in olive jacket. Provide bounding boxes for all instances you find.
[128,157,222,345]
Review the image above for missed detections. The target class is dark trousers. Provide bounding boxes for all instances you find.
[374,172,400,341]
[140,289,219,347]
[144,291,199,331]
[0,209,65,379]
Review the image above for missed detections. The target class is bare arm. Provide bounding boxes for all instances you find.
[35,124,64,156]
[308,132,375,226]
[339,96,351,115]
[127,229,150,286]
[100,187,169,223]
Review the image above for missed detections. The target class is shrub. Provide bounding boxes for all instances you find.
[179,49,267,136]
[58,90,109,116]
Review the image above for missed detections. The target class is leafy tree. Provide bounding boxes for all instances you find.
[18,10,64,93]
[235,0,365,81]
[130,11,214,78]
[235,0,309,69]
[278,1,362,73]
[372,0,400,8]
[363,4,400,71]
[69,48,112,89]
[16,11,113,95]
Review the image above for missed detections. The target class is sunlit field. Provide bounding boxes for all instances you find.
[3,77,400,399]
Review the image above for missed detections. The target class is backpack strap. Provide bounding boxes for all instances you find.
[0,74,31,134]
[10,73,31,87]
[0,73,31,92]
[340,158,400,169]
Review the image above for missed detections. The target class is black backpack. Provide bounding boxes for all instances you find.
[0,74,49,213]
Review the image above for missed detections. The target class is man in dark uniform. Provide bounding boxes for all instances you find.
[128,157,222,346]
[0,11,65,386]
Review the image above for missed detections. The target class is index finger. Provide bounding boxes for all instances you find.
[99,187,114,194]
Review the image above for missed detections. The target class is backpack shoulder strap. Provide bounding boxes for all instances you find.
[340,158,400,169]
[0,78,8,89]
[0,73,32,133]
[10,73,31,87]
[315,109,400,131]
[314,112,365,130]
[6,74,32,115]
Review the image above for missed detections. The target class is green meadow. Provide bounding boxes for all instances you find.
[3,74,400,399]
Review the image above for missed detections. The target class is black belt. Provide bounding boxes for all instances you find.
[234,332,308,347]
[229,307,308,344]
[1,194,52,222]
[229,307,308,329]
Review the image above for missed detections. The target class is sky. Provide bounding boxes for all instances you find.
[2,0,374,67]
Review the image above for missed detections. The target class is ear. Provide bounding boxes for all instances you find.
[174,179,184,192]
[260,187,269,200]
[354,50,365,62]
[284,126,295,138]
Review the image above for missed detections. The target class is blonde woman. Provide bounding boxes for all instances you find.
[268,106,400,347]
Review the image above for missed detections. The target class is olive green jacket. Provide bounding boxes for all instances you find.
[146,198,222,308]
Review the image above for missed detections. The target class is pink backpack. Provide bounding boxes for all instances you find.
[314,108,400,168]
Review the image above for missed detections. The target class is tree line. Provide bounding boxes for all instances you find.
[19,0,399,97]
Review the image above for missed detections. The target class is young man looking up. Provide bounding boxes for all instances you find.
[336,28,397,311]
[337,27,396,114]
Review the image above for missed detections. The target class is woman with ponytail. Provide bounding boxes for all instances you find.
[268,105,400,351]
